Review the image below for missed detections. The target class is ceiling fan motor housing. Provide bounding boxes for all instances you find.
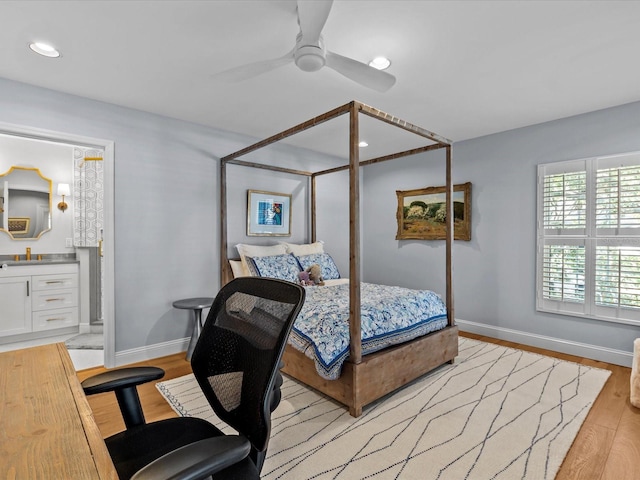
[294,33,326,72]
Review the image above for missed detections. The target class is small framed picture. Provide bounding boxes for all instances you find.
[247,190,291,236]
[8,217,30,235]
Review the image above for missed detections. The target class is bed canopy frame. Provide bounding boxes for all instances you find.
[220,101,458,416]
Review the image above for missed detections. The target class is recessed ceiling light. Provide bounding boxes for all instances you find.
[359,141,368,148]
[29,42,61,58]
[368,56,391,70]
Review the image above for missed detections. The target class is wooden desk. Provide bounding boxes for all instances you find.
[0,343,117,479]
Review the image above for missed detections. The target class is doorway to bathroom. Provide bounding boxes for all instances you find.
[0,122,115,369]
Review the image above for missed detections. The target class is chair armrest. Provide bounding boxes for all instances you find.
[81,367,165,395]
[81,366,165,429]
[131,435,252,480]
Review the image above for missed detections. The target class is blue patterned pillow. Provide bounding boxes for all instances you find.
[247,253,301,283]
[296,253,341,280]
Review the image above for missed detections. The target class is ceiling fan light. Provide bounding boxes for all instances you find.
[295,45,326,72]
[368,56,391,70]
[29,42,61,58]
[296,54,325,72]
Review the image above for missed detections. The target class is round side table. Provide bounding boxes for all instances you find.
[172,297,214,361]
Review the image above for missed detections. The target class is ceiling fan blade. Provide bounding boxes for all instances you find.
[213,49,295,82]
[297,0,334,44]
[325,51,396,92]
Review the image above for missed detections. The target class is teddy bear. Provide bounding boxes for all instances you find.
[307,263,325,286]
[297,264,325,286]
[298,270,313,286]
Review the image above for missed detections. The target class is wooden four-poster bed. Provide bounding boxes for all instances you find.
[220,101,458,417]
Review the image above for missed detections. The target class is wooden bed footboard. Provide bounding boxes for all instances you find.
[282,325,459,417]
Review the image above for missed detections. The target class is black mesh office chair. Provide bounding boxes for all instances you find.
[81,277,305,480]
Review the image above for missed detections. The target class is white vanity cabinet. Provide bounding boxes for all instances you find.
[0,275,31,336]
[31,270,79,331]
[0,263,79,340]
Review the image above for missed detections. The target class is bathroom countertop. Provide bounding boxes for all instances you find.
[1,259,80,267]
[0,254,78,267]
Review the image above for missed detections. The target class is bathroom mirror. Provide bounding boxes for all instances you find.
[0,166,52,239]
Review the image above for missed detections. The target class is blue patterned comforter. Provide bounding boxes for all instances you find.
[288,282,448,380]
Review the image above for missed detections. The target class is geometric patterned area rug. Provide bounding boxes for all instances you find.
[156,337,611,479]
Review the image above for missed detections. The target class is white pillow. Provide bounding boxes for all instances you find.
[280,241,324,256]
[235,243,288,276]
[229,259,246,278]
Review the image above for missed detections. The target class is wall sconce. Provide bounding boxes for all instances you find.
[57,183,70,212]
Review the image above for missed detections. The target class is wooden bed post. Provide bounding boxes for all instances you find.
[349,102,362,365]
[311,174,317,243]
[220,158,230,286]
[445,145,454,326]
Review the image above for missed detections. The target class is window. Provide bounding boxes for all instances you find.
[537,151,640,325]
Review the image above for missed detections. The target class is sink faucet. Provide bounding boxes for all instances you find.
[26,247,31,261]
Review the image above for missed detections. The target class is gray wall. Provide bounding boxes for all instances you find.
[0,77,241,352]
[362,101,640,361]
[3,74,639,363]
[0,77,345,355]
[224,144,348,269]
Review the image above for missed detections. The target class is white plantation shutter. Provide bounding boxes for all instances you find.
[595,163,640,231]
[537,152,640,325]
[594,245,640,308]
[542,171,586,230]
[542,244,585,303]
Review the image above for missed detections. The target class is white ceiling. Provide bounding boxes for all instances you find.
[1,0,639,159]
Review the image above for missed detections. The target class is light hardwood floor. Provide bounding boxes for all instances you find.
[76,332,640,480]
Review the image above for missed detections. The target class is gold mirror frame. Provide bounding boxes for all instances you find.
[0,166,53,240]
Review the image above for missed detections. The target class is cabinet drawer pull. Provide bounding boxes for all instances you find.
[45,280,65,284]
[45,298,65,302]
[46,317,66,322]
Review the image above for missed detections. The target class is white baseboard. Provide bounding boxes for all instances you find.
[456,318,633,368]
[113,323,635,369]
[114,338,189,367]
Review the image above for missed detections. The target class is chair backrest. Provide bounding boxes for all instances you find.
[190,277,305,458]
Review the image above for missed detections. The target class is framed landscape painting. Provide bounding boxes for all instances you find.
[396,182,471,241]
[247,190,291,236]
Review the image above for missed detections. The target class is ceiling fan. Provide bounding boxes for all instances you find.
[214,0,396,92]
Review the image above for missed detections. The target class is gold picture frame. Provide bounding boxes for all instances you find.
[8,217,30,235]
[396,182,471,241]
[247,190,291,236]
